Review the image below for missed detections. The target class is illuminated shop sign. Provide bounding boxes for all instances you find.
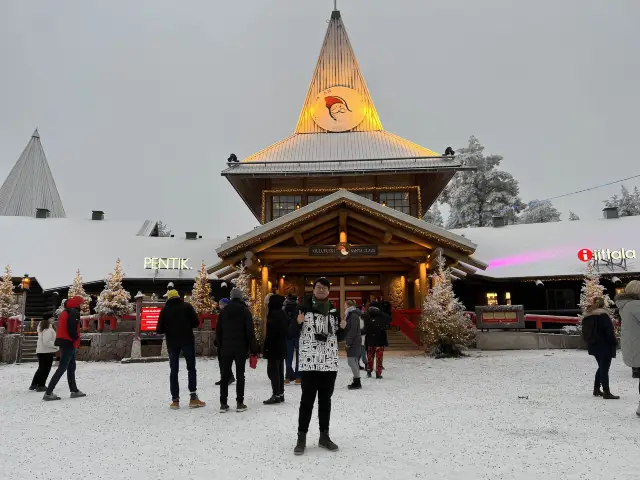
[577,249,636,262]
[143,257,193,270]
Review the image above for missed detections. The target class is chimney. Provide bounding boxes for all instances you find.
[226,236,231,241]
[185,232,198,240]
[492,215,506,228]
[92,210,104,221]
[36,208,50,219]
[603,206,619,219]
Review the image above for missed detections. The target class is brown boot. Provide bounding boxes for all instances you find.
[170,400,180,410]
[189,393,206,408]
[603,391,620,400]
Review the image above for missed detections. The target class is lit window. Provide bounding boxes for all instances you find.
[379,192,410,214]
[616,287,625,296]
[505,292,512,306]
[271,195,302,220]
[487,293,498,306]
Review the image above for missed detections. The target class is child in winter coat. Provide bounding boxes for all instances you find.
[30,313,57,392]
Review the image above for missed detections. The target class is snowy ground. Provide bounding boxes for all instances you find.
[1,351,639,480]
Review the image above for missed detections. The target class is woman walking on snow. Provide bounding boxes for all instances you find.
[344,300,362,390]
[29,313,57,392]
[582,297,619,399]
[615,280,640,416]
[263,294,288,404]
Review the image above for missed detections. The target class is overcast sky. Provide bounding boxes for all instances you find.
[1,0,638,238]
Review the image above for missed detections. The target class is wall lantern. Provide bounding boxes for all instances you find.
[21,274,31,290]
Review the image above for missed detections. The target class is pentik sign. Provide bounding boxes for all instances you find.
[578,248,636,262]
[144,257,192,270]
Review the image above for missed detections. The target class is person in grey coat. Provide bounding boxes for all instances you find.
[344,300,362,390]
[615,280,640,417]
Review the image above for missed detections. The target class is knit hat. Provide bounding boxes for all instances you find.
[219,298,230,306]
[230,288,244,300]
[167,290,180,300]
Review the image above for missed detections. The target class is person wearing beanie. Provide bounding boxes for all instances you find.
[291,277,346,455]
[216,287,259,413]
[364,300,391,379]
[156,289,206,410]
[214,298,235,386]
[263,294,288,405]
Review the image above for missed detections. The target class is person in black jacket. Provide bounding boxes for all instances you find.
[263,294,288,405]
[364,301,391,379]
[214,298,235,386]
[216,288,259,413]
[583,297,619,399]
[156,290,205,410]
[284,294,301,384]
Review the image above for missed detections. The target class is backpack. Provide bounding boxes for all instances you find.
[581,315,598,344]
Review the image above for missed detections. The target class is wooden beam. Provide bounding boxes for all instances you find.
[278,265,409,273]
[294,232,304,245]
[383,232,393,244]
[303,221,338,240]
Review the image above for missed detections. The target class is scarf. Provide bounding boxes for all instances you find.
[313,297,332,316]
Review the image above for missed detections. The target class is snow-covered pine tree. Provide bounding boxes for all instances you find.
[440,136,525,228]
[0,265,19,319]
[156,221,172,237]
[68,270,91,315]
[422,203,444,227]
[419,253,475,357]
[578,260,614,316]
[233,262,263,342]
[190,263,216,315]
[604,184,640,217]
[96,259,133,317]
[568,211,580,221]
[518,199,562,224]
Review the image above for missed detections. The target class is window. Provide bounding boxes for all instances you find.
[504,292,512,306]
[616,287,625,296]
[307,194,327,205]
[271,195,302,220]
[345,275,380,286]
[546,289,576,310]
[486,292,498,306]
[305,276,340,287]
[379,191,410,214]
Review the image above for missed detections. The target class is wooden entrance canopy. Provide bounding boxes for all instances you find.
[208,190,487,320]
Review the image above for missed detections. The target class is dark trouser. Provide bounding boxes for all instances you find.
[32,353,55,387]
[218,354,235,381]
[46,347,78,394]
[367,346,385,376]
[220,353,246,404]
[298,371,337,434]
[168,343,197,400]
[286,338,300,380]
[267,358,285,396]
[594,355,613,391]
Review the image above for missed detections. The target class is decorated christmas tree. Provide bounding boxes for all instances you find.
[234,262,262,342]
[579,260,614,316]
[0,265,19,319]
[68,270,92,315]
[190,263,216,315]
[96,259,133,317]
[419,253,475,357]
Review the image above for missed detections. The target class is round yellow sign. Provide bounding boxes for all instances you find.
[310,86,366,132]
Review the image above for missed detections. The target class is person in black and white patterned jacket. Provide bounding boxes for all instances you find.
[290,277,346,456]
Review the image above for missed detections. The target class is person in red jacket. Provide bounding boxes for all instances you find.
[43,296,87,401]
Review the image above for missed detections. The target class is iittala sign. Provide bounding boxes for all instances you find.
[577,248,637,262]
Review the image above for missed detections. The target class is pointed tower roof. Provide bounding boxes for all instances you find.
[295,10,383,134]
[0,129,66,218]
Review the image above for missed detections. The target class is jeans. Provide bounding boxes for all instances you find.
[347,357,360,378]
[298,371,337,434]
[594,355,613,391]
[46,347,78,394]
[220,353,246,404]
[267,358,285,396]
[367,346,385,376]
[168,343,197,400]
[31,353,54,387]
[286,338,300,380]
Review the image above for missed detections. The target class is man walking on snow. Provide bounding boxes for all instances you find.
[156,289,206,409]
[291,277,346,455]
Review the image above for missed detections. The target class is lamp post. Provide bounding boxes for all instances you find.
[17,274,31,364]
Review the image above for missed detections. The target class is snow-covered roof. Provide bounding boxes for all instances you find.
[0,216,224,290]
[450,216,640,279]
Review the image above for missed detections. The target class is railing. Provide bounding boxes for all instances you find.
[391,309,421,345]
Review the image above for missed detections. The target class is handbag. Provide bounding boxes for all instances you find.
[249,354,258,369]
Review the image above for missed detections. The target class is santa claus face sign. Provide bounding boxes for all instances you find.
[311,86,367,132]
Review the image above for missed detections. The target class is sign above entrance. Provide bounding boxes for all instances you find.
[144,257,193,270]
[309,244,378,257]
[310,86,367,132]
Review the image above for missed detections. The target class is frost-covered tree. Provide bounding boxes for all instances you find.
[419,253,475,357]
[568,211,580,221]
[578,261,614,316]
[441,136,525,228]
[96,259,133,317]
[422,203,444,227]
[518,199,562,224]
[190,263,216,315]
[0,265,18,319]
[68,270,91,315]
[604,185,640,217]
[156,221,172,237]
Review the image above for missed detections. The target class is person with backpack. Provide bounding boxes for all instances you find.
[582,297,619,399]
[615,280,640,416]
[344,300,362,390]
[364,301,391,379]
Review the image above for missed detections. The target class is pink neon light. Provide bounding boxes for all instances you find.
[487,246,577,269]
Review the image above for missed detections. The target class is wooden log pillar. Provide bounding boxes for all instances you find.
[414,279,420,309]
[401,275,409,309]
[278,277,285,295]
[261,265,269,337]
[419,261,428,306]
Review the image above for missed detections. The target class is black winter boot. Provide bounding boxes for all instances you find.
[603,390,620,400]
[593,387,603,397]
[318,431,339,451]
[348,378,362,390]
[263,395,280,405]
[294,432,306,456]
